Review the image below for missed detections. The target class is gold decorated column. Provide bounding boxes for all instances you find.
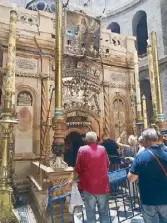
[134,51,142,121]
[151,32,164,130]
[147,40,157,123]
[51,0,68,169]
[0,10,20,222]
[142,95,148,129]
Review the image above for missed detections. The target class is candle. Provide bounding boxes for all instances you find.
[134,51,142,120]
[147,39,151,46]
[142,95,148,129]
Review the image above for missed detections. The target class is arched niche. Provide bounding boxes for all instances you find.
[132,11,148,56]
[107,22,120,34]
[15,86,38,154]
[140,79,153,124]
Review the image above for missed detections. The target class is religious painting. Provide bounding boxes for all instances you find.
[17,107,32,132]
[66,11,100,57]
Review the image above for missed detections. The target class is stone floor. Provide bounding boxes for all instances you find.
[15,193,144,223]
[15,193,38,223]
[74,195,144,223]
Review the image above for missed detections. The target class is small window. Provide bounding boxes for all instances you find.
[132,11,148,56]
[107,22,120,34]
[106,49,109,54]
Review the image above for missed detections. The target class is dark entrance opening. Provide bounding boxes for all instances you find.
[64,131,84,167]
[132,11,148,56]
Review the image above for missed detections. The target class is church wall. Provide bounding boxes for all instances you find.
[102,0,164,59]
[102,0,167,121]
[161,0,167,56]
[160,63,167,119]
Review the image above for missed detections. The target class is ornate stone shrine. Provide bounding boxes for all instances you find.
[0,1,137,221]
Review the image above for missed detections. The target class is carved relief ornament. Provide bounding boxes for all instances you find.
[109,73,126,82]
[17,91,33,106]
[63,75,100,115]
[16,57,38,74]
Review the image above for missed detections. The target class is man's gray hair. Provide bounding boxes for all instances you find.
[142,128,158,141]
[138,135,144,143]
[85,132,97,143]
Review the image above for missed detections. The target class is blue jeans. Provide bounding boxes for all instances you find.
[142,205,167,223]
[83,191,110,223]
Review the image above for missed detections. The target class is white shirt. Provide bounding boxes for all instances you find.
[137,146,145,155]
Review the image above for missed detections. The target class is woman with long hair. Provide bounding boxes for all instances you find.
[117,131,137,158]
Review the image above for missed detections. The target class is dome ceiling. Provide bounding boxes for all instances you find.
[26,0,56,12]
[24,0,141,15]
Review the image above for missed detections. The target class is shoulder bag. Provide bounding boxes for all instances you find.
[148,149,167,177]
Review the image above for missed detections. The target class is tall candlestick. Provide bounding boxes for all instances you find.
[151,31,164,128]
[147,42,157,123]
[51,0,68,169]
[142,95,148,129]
[134,51,142,120]
[0,10,20,222]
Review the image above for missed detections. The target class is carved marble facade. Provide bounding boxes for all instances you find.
[0,2,136,159]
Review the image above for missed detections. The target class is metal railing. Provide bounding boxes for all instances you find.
[48,168,141,223]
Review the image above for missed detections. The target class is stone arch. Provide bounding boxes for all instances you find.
[15,85,38,154]
[140,79,153,124]
[107,22,120,34]
[65,109,102,137]
[132,10,148,55]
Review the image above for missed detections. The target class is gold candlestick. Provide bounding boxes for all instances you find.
[0,10,20,222]
[147,40,157,123]
[134,51,142,121]
[151,32,164,130]
[50,0,68,169]
[142,95,148,129]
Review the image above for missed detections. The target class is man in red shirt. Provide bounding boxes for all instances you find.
[74,131,110,223]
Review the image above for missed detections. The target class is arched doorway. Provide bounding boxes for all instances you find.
[107,22,120,34]
[140,79,153,124]
[64,131,85,167]
[132,11,148,56]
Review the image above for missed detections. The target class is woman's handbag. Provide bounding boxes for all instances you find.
[69,182,84,214]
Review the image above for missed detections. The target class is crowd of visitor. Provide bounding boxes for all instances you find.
[67,128,167,223]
